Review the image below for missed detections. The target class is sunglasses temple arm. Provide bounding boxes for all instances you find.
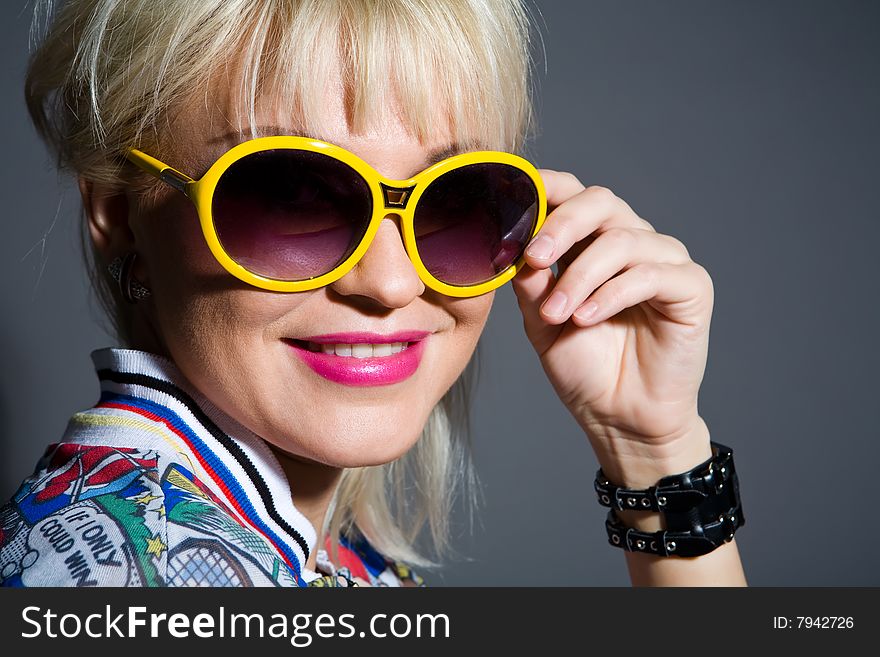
[125,148,194,195]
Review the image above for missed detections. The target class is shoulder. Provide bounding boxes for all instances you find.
[0,442,304,588]
[0,442,168,587]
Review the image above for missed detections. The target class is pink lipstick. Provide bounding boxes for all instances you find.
[285,331,430,386]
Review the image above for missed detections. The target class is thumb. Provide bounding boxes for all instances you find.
[510,262,562,356]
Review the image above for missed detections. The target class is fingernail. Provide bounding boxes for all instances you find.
[542,290,567,317]
[575,301,598,320]
[526,235,555,260]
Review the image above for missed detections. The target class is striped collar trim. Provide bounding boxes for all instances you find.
[88,347,318,584]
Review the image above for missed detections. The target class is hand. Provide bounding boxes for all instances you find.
[511,171,715,485]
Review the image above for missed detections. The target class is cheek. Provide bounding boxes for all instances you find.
[139,201,225,293]
[132,200,313,395]
[136,200,269,335]
[423,292,493,396]
[445,293,495,343]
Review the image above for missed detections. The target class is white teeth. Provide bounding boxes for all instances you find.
[372,343,393,357]
[351,343,372,358]
[305,341,410,358]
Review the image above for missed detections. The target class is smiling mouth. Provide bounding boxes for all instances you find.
[287,339,415,358]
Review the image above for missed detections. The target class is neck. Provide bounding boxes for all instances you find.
[267,446,344,572]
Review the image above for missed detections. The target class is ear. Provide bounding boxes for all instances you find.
[79,176,135,261]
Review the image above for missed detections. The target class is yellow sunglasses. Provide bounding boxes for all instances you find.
[125,135,547,297]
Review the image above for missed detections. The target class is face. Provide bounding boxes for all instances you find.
[121,56,495,469]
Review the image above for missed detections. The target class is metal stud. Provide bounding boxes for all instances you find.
[729,514,737,524]
[666,541,677,552]
[640,498,651,508]
[650,541,657,551]
[627,497,636,506]
[657,496,667,506]
[601,494,610,504]
[636,539,646,550]
[612,534,620,544]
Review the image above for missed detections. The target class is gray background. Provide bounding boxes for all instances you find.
[2,1,878,585]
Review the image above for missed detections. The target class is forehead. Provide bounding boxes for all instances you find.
[168,50,474,171]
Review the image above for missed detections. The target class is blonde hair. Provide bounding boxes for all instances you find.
[25,0,542,571]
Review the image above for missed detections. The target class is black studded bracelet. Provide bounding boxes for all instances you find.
[594,441,745,558]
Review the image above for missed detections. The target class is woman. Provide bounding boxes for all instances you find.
[1,0,746,587]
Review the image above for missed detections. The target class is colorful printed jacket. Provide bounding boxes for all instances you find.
[0,348,425,588]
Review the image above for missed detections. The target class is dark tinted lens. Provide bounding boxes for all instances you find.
[413,163,538,286]
[212,149,372,281]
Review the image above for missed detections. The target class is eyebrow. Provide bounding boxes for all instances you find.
[424,143,474,167]
[211,125,478,173]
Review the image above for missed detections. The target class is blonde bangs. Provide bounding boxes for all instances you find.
[224,0,534,153]
[215,4,533,172]
[28,0,536,187]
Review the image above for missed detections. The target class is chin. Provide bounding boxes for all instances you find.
[267,402,433,466]
[269,424,424,469]
[315,436,421,468]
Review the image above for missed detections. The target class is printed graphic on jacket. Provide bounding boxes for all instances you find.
[0,442,423,587]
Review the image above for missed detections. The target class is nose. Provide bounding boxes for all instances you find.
[328,213,426,308]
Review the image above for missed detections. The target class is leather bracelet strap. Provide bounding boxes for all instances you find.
[594,441,735,513]
[605,505,743,557]
[595,441,746,557]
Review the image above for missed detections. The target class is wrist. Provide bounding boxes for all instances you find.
[593,417,713,532]
[592,415,713,489]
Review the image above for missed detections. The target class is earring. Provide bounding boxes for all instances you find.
[107,251,152,303]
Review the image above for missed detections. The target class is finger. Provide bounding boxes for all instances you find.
[524,182,655,273]
[510,262,563,356]
[538,228,691,323]
[538,168,586,207]
[570,260,714,328]
[538,171,654,233]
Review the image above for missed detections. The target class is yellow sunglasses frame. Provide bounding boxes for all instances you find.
[125,135,547,297]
